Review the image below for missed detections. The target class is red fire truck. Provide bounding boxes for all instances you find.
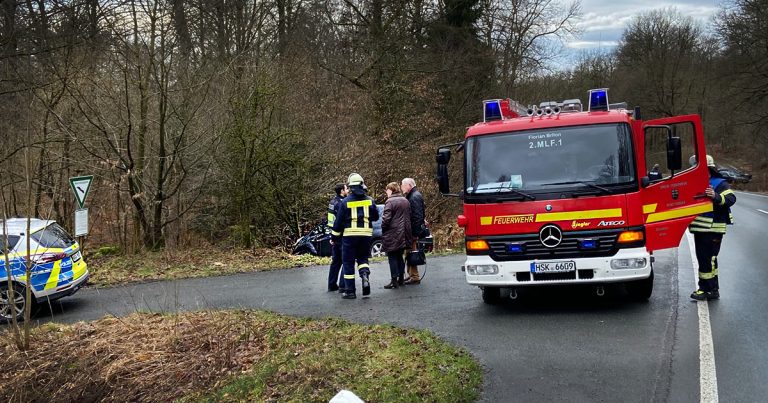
[436,89,712,303]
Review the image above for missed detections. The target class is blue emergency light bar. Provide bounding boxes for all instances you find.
[579,239,598,249]
[588,88,609,112]
[484,100,503,122]
[506,243,524,253]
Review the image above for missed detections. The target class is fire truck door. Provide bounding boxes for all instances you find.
[640,115,711,251]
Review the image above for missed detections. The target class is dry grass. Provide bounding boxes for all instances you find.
[86,248,332,287]
[0,311,481,402]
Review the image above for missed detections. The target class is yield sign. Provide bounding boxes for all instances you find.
[69,175,94,208]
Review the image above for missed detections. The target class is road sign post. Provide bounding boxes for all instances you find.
[70,175,94,257]
[69,175,93,209]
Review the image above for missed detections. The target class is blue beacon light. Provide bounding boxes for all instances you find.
[588,88,609,112]
[484,100,503,122]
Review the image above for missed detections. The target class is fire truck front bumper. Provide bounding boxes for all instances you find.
[463,247,652,287]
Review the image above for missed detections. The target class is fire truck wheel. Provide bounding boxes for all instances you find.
[481,287,502,304]
[626,270,654,301]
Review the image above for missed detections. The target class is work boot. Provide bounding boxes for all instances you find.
[338,287,347,294]
[362,273,371,296]
[328,284,339,292]
[404,277,421,285]
[384,278,398,289]
[690,289,719,301]
[342,292,357,300]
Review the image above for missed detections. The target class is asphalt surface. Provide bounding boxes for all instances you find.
[10,191,768,402]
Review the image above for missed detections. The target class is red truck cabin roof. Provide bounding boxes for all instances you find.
[466,110,633,138]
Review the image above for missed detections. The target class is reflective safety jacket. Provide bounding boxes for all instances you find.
[689,176,736,234]
[327,195,343,228]
[331,187,380,238]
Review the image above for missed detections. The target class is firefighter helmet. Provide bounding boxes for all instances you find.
[347,173,364,186]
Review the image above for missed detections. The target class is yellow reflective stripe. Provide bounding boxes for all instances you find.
[344,228,373,236]
[44,260,62,290]
[347,200,372,208]
[331,230,341,236]
[718,189,734,205]
[646,203,712,224]
[690,226,726,233]
[536,208,622,222]
[699,271,716,280]
[343,274,356,279]
[327,213,335,226]
[693,216,713,223]
[643,204,658,214]
[357,264,370,269]
[348,206,360,229]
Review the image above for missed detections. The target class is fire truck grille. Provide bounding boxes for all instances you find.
[485,229,625,261]
[515,270,594,282]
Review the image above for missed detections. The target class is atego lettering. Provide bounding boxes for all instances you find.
[598,220,625,227]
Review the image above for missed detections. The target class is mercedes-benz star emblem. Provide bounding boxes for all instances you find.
[539,225,563,248]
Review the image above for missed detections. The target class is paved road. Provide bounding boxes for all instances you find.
[708,191,768,402]
[14,191,768,402]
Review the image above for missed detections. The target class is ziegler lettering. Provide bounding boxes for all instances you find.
[598,220,625,227]
[493,214,535,225]
[571,220,590,229]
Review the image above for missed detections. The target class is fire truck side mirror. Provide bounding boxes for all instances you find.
[437,163,450,194]
[436,148,451,165]
[666,136,682,171]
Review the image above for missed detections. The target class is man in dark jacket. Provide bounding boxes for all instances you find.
[689,155,736,301]
[401,177,426,284]
[332,173,380,299]
[327,183,348,292]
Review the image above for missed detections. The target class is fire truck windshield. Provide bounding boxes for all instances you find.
[465,123,636,197]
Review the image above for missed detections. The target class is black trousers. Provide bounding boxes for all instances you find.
[693,232,723,292]
[387,248,405,280]
[328,240,343,289]
[341,237,372,293]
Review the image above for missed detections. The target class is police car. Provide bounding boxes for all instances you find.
[1,218,89,323]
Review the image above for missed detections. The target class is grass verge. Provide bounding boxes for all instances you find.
[86,248,332,287]
[85,247,460,287]
[0,311,481,402]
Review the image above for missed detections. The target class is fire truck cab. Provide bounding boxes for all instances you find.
[436,89,712,304]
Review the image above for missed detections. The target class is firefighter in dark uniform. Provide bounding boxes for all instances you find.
[689,154,736,301]
[331,173,380,299]
[327,183,348,292]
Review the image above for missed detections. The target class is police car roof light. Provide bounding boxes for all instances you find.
[588,88,609,112]
[483,100,503,122]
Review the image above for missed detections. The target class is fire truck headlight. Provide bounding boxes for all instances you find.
[610,258,647,270]
[466,264,499,275]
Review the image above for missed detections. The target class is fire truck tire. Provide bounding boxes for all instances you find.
[481,287,502,304]
[626,270,654,301]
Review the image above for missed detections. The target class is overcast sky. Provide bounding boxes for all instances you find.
[566,0,722,51]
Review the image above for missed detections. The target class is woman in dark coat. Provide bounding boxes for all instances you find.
[382,182,412,289]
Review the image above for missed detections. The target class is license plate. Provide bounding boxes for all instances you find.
[72,251,82,262]
[531,260,576,273]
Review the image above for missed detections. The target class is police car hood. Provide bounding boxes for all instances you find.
[464,194,631,236]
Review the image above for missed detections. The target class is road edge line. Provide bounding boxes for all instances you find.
[685,230,719,403]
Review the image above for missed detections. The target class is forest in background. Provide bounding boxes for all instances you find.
[1,0,766,253]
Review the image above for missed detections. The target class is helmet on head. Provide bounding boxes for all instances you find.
[688,155,716,168]
[347,173,364,186]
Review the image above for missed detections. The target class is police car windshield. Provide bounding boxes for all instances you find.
[465,123,636,195]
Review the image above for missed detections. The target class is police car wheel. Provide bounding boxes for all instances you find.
[481,287,502,304]
[370,240,384,258]
[0,283,27,324]
[626,270,654,301]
